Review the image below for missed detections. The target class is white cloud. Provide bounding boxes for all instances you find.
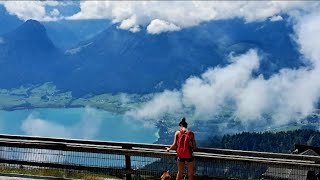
[21,106,102,139]
[126,90,182,120]
[235,67,320,126]
[67,1,320,34]
[234,75,269,121]
[73,106,103,139]
[182,50,260,119]
[117,15,140,33]
[294,12,320,65]
[127,50,260,121]
[50,9,60,17]
[147,19,181,34]
[1,1,62,22]
[21,115,72,138]
[128,48,320,128]
[270,15,283,22]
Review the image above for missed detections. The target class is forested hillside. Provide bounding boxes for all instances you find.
[204,129,320,153]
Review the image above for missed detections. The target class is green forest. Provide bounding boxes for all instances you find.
[203,129,320,153]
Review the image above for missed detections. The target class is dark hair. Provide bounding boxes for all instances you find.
[179,117,188,128]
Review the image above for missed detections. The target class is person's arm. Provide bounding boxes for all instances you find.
[166,131,179,151]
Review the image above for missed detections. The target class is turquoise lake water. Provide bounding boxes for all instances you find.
[0,107,158,143]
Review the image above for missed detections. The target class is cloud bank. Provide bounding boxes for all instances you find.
[1,1,319,34]
[127,11,320,129]
[68,1,320,34]
[0,1,63,21]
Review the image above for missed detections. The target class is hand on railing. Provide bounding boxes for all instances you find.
[166,147,170,152]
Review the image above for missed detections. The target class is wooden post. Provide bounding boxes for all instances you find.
[124,145,132,180]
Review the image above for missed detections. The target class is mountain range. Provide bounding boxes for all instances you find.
[0,18,303,97]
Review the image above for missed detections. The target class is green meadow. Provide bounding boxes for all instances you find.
[0,82,152,114]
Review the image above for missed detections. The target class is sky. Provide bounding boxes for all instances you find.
[1,1,320,133]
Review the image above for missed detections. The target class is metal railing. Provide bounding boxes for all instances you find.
[0,134,319,179]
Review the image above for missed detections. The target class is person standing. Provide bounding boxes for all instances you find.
[166,117,197,180]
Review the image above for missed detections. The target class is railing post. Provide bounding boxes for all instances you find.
[123,145,132,180]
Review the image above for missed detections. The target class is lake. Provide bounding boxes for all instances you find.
[0,107,158,143]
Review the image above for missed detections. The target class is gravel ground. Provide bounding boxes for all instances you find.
[0,174,68,180]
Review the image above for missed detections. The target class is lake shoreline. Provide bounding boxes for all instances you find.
[0,104,124,115]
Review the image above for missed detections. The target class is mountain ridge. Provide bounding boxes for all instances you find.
[0,19,63,88]
[0,18,303,96]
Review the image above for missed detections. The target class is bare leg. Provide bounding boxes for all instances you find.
[176,161,185,180]
[187,161,194,180]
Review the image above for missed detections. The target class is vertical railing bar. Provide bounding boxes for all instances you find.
[123,144,132,180]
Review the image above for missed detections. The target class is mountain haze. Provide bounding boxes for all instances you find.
[0,20,63,88]
[0,19,303,96]
[62,18,302,95]
[44,19,110,49]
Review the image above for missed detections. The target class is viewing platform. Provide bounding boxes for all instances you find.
[0,134,319,179]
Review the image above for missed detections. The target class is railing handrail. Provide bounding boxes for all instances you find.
[0,134,319,163]
[0,134,165,149]
[0,138,319,170]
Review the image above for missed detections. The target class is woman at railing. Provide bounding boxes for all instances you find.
[166,117,197,180]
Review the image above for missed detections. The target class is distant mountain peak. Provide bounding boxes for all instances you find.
[24,19,43,27]
[16,19,47,35]
[25,19,41,24]
[2,19,57,52]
